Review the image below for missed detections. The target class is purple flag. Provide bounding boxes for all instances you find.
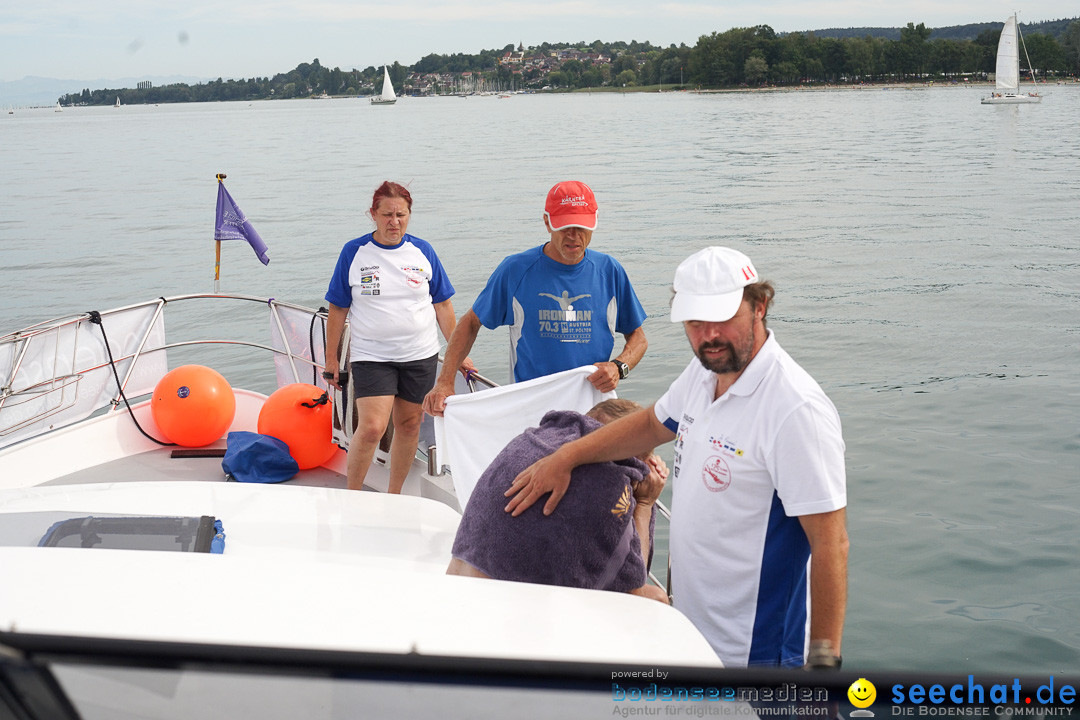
[215,182,269,265]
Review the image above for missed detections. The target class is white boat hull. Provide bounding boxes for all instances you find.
[981,93,1041,104]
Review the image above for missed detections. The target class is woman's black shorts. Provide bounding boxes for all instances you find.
[349,354,438,405]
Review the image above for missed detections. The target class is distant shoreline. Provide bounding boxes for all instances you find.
[10,79,1075,109]
[692,80,1079,93]
[577,79,1078,94]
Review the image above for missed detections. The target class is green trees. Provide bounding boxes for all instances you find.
[898,22,932,78]
[932,39,966,80]
[683,20,1074,86]
[690,30,739,86]
[744,54,768,85]
[1025,33,1067,74]
[844,36,880,80]
[1065,21,1080,75]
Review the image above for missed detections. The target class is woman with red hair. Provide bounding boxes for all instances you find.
[324,181,472,492]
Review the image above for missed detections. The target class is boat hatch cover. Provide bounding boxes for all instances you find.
[0,512,225,553]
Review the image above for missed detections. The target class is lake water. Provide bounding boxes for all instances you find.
[2,86,1079,675]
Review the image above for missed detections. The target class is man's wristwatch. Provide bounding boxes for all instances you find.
[805,640,842,670]
[612,359,630,379]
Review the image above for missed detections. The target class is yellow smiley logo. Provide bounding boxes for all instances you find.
[848,678,877,709]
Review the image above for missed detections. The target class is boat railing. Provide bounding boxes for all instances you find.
[1,293,674,592]
[651,501,673,597]
[0,294,332,449]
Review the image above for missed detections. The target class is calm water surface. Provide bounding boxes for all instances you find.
[2,87,1079,674]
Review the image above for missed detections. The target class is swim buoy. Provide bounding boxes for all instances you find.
[257,383,337,469]
[151,365,236,447]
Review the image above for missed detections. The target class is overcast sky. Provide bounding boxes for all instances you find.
[2,0,1076,83]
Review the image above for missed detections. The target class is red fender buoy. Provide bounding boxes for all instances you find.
[151,365,236,447]
[258,383,337,470]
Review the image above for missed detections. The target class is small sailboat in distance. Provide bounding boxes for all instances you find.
[982,14,1041,104]
[115,96,121,108]
[371,65,397,105]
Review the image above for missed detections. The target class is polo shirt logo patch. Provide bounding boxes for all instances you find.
[709,435,743,458]
[702,455,732,492]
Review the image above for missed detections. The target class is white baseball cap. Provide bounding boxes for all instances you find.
[670,247,759,323]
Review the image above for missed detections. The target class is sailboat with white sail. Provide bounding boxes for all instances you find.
[981,14,1041,104]
[371,65,398,105]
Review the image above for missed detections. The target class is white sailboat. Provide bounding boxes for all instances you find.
[371,65,398,105]
[115,96,121,108]
[981,14,1041,104]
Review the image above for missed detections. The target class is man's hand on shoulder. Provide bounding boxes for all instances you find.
[504,452,574,516]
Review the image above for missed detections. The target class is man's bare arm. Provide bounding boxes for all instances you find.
[505,406,675,516]
[423,309,482,417]
[798,508,849,662]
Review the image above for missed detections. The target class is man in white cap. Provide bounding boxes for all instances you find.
[503,247,848,670]
[424,181,647,415]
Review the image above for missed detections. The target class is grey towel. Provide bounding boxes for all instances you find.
[451,410,650,592]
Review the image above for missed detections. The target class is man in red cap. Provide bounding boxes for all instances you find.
[424,181,647,415]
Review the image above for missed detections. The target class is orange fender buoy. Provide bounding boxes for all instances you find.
[257,383,337,470]
[151,365,236,447]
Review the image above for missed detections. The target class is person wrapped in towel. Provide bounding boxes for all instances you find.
[447,399,669,602]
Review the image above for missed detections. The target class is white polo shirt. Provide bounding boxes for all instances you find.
[653,330,846,667]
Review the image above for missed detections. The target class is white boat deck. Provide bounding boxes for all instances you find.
[38,444,349,487]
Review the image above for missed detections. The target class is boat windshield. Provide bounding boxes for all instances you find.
[0,635,823,720]
[2,636,1076,720]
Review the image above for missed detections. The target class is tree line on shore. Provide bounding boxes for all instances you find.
[58,19,1080,105]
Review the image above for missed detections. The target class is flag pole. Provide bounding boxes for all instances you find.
[214,173,226,292]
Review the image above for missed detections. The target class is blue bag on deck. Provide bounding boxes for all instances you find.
[221,431,299,483]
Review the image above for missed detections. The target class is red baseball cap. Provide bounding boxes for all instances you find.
[544,181,598,231]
